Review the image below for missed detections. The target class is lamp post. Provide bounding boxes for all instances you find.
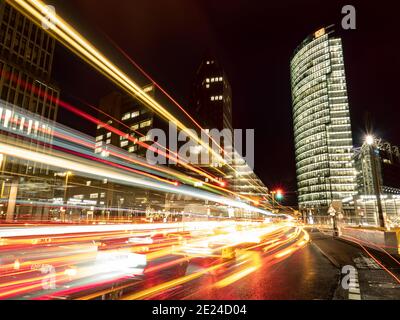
[365,135,386,228]
[271,191,276,211]
[63,171,72,222]
[332,211,338,236]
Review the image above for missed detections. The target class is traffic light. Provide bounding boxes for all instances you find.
[275,189,284,201]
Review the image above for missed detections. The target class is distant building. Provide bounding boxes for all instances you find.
[290,26,356,215]
[89,85,168,217]
[190,56,234,186]
[192,56,233,132]
[355,138,400,195]
[95,84,162,158]
[191,56,268,208]
[342,194,400,227]
[231,152,269,202]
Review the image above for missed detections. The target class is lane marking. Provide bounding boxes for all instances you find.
[349,293,361,300]
[348,269,361,300]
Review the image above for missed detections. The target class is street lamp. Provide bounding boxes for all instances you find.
[63,171,72,203]
[364,135,386,228]
[63,171,72,222]
[270,191,276,210]
[365,135,374,146]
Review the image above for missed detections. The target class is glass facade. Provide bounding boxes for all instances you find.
[0,2,60,220]
[95,85,155,159]
[290,27,356,213]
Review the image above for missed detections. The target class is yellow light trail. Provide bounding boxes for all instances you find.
[215,265,259,288]
[121,260,230,300]
[7,0,241,185]
[5,0,269,206]
[0,140,273,216]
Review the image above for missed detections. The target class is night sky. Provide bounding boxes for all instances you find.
[49,0,400,206]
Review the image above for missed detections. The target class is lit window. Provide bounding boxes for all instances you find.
[206,78,210,83]
[100,192,105,198]
[219,77,223,81]
[122,112,131,120]
[211,96,215,101]
[131,111,140,118]
[95,141,102,147]
[95,135,103,141]
[121,140,128,147]
[211,78,214,82]
[143,85,153,93]
[101,150,109,157]
[140,120,152,128]
[206,84,210,88]
[219,95,223,100]
[129,146,137,153]
[106,132,111,138]
[5,112,14,130]
[90,193,98,199]
[106,139,111,144]
[19,118,25,132]
[131,124,139,130]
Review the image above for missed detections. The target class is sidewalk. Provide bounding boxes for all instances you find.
[307,227,400,300]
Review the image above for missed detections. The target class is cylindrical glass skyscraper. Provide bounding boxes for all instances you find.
[290,26,356,215]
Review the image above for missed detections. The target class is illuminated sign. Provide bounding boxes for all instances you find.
[314,28,325,38]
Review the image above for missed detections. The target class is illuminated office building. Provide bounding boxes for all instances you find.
[291,26,356,214]
[92,85,168,216]
[191,56,268,208]
[0,2,59,120]
[95,84,157,158]
[190,56,234,184]
[0,2,60,220]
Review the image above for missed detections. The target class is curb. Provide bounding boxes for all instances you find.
[311,241,341,268]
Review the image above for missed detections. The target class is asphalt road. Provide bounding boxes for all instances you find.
[4,226,400,300]
[148,228,400,300]
[150,231,339,300]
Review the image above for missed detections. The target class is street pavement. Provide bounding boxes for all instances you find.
[149,228,400,300]
[6,226,400,300]
[310,228,400,300]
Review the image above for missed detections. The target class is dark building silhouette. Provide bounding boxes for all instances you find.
[192,56,233,132]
